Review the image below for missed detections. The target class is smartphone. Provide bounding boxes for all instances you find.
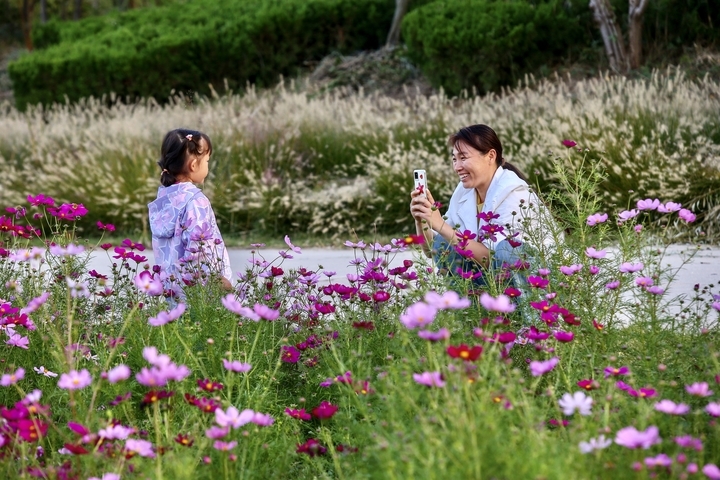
[413,169,427,197]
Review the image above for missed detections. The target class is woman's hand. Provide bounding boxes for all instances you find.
[410,187,442,230]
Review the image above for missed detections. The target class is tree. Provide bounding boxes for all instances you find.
[19,0,35,50]
[386,0,410,47]
[590,0,650,73]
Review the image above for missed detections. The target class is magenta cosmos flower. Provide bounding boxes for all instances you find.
[312,401,339,420]
[614,425,661,449]
[678,208,696,223]
[604,366,629,378]
[58,369,92,390]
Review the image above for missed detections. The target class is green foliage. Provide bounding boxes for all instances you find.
[9,0,395,109]
[401,0,589,95]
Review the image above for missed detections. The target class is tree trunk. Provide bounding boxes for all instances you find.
[589,0,629,73]
[74,0,82,20]
[386,0,410,47]
[628,0,650,69]
[40,0,47,23]
[20,0,36,51]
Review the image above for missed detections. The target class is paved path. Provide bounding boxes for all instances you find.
[87,245,720,300]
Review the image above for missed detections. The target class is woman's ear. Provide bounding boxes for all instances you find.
[487,149,497,164]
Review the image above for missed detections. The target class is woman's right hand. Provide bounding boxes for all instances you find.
[410,188,440,230]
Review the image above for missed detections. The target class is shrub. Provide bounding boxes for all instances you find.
[9,0,395,109]
[401,0,589,95]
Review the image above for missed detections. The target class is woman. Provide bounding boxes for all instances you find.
[410,124,554,278]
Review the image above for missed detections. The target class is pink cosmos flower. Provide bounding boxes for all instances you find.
[418,328,451,342]
[685,382,713,397]
[635,277,654,287]
[713,301,720,312]
[88,474,120,480]
[6,333,29,349]
[578,435,612,453]
[654,399,690,415]
[221,295,261,321]
[413,371,445,388]
[657,201,682,213]
[678,208,696,223]
[585,247,607,259]
[58,369,92,390]
[703,464,720,479]
[424,291,471,310]
[479,293,515,314]
[399,302,438,329]
[148,303,186,327]
[644,453,672,468]
[586,213,608,226]
[674,435,703,451]
[285,408,312,420]
[253,304,280,321]
[636,198,660,211]
[605,280,621,289]
[284,235,302,254]
[704,402,720,417]
[618,209,639,222]
[614,425,661,449]
[125,439,155,458]
[251,412,274,426]
[0,367,24,386]
[589,265,600,275]
[142,347,171,367]
[559,264,583,276]
[205,426,229,439]
[133,271,164,296]
[107,365,131,384]
[222,359,252,373]
[530,357,559,376]
[20,292,50,315]
[98,424,135,440]
[619,262,644,273]
[215,406,254,429]
[558,391,593,416]
[646,286,665,295]
[214,440,238,451]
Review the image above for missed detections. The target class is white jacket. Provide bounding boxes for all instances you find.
[442,167,557,251]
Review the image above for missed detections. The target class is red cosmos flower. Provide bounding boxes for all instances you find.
[17,419,48,442]
[446,344,483,361]
[352,321,375,330]
[270,266,284,276]
[562,312,581,326]
[504,287,522,298]
[142,390,174,404]
[312,401,339,420]
[197,379,224,392]
[63,443,90,455]
[577,379,600,391]
[592,319,604,331]
[174,434,194,447]
[296,439,326,457]
[285,408,312,421]
[495,332,517,344]
[354,380,374,395]
[401,234,426,245]
[562,139,577,148]
[281,346,301,363]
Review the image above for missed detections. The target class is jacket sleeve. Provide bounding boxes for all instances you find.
[180,194,233,281]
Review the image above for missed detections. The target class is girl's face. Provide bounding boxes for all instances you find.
[451,141,497,195]
[187,138,211,184]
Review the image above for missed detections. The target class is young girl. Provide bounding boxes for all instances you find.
[148,128,233,295]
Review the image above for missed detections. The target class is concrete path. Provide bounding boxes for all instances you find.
[86,244,720,300]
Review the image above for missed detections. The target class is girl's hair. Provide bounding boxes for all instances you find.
[448,124,529,183]
[158,128,213,187]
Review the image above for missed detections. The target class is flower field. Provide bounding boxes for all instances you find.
[0,155,719,479]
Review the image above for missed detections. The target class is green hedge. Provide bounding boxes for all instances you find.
[9,0,394,109]
[401,0,590,95]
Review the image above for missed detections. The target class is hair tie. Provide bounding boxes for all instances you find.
[161,169,169,177]
[186,134,193,141]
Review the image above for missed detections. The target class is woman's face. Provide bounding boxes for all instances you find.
[451,141,497,193]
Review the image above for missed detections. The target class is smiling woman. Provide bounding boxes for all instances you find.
[409,124,557,282]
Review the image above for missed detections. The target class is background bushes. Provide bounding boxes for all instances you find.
[401,0,591,95]
[8,0,395,109]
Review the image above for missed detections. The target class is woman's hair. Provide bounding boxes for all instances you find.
[158,128,213,187]
[448,124,529,183]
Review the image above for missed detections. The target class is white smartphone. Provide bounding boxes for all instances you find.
[413,169,427,197]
